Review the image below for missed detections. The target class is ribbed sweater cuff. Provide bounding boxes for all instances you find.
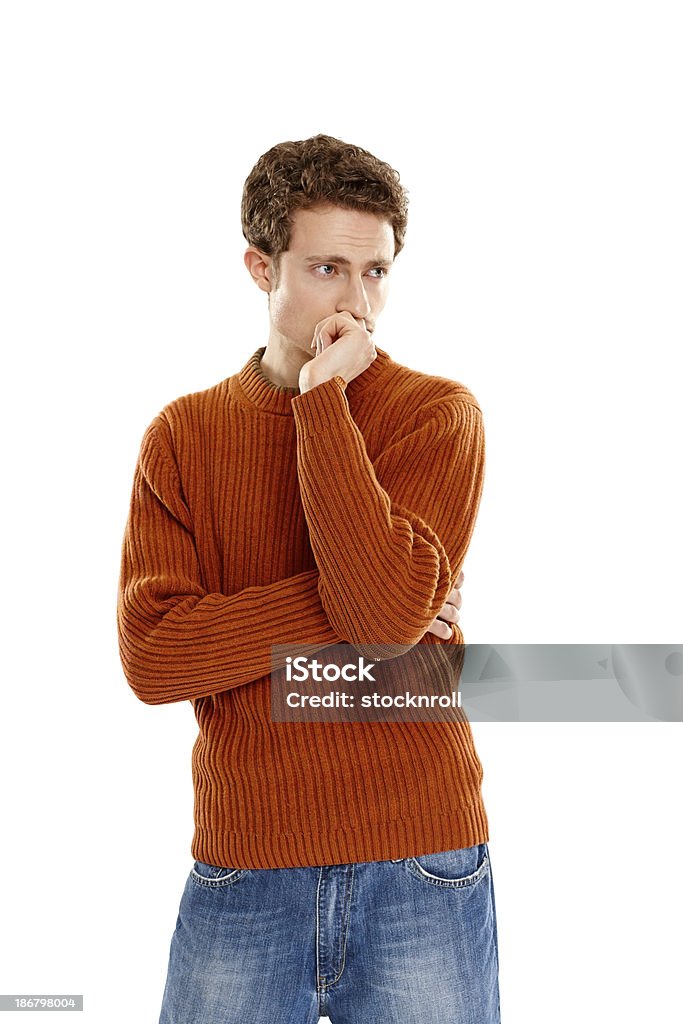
[291,375,349,436]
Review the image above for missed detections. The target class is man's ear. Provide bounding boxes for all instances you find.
[243,246,274,295]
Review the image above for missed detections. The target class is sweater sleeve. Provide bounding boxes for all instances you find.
[117,416,341,705]
[290,376,486,655]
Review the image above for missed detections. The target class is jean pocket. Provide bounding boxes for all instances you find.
[405,842,489,889]
[190,859,250,888]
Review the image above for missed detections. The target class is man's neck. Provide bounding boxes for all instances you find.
[259,337,312,389]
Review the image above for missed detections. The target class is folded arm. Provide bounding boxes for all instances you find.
[117,417,341,705]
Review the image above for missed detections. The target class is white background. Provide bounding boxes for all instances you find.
[1,1,681,1021]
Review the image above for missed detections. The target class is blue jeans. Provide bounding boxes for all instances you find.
[159,842,501,1023]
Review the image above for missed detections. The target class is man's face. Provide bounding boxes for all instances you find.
[264,204,395,356]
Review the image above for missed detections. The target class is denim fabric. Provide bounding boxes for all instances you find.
[159,842,500,1023]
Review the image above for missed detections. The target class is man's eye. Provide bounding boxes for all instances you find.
[314,265,388,278]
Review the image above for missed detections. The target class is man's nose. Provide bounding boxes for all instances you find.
[337,277,371,320]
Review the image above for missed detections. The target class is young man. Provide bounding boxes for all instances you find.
[117,134,500,1023]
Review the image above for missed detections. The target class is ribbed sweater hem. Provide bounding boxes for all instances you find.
[190,798,490,870]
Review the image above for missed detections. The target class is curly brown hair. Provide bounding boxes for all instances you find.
[241,134,409,284]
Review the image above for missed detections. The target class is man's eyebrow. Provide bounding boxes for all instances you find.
[303,254,394,267]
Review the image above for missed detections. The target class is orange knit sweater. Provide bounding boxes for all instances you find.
[117,344,489,869]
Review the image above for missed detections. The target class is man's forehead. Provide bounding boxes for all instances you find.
[288,205,394,259]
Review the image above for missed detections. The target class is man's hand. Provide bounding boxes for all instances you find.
[299,312,377,394]
[425,570,465,639]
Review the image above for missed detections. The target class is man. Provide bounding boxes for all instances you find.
[117,134,500,1023]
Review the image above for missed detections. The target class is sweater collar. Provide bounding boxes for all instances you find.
[235,344,393,415]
